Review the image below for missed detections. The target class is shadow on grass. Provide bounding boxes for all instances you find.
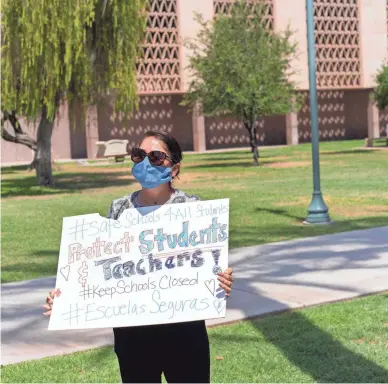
[229,215,388,249]
[1,250,59,283]
[225,223,388,382]
[1,171,135,198]
[254,311,388,382]
[215,311,388,382]
[184,159,281,171]
[255,207,305,221]
[1,213,387,381]
[184,161,255,170]
[184,149,290,164]
[321,149,376,156]
[1,165,31,174]
[187,152,252,162]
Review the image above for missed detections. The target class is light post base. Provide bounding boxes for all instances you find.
[304,192,332,225]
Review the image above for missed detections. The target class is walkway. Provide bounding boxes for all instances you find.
[2,226,388,365]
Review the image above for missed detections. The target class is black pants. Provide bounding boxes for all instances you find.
[113,320,210,383]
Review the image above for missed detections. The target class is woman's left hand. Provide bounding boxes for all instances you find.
[218,268,233,297]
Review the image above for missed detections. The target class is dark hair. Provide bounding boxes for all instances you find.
[140,131,183,178]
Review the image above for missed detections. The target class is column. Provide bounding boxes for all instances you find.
[85,106,99,159]
[52,102,71,160]
[178,0,213,152]
[274,0,309,146]
[273,0,309,90]
[286,111,299,145]
[359,0,387,142]
[359,0,388,88]
[192,102,206,152]
[367,100,380,142]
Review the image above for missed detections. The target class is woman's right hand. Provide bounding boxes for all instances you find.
[43,289,60,316]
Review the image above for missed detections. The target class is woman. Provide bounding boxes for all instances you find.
[44,131,233,383]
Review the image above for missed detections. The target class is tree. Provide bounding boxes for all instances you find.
[183,0,302,165]
[374,65,388,111]
[1,0,146,185]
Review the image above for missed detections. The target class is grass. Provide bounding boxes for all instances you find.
[2,140,388,283]
[2,293,388,383]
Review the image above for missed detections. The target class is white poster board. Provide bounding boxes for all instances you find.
[49,199,229,330]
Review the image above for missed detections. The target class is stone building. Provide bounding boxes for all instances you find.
[2,0,388,164]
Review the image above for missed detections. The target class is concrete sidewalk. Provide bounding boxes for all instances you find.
[2,226,388,365]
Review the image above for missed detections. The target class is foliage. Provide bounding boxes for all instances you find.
[1,0,147,120]
[374,64,388,111]
[1,0,146,185]
[183,0,302,164]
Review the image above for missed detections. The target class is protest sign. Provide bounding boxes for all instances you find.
[48,198,229,330]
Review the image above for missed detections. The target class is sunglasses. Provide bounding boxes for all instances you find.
[130,147,171,166]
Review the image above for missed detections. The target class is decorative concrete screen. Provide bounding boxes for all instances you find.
[297,89,370,142]
[314,0,361,89]
[298,91,346,142]
[213,0,274,30]
[137,0,181,94]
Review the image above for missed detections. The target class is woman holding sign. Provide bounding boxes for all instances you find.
[44,131,233,383]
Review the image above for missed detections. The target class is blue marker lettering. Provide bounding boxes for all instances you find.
[139,230,154,254]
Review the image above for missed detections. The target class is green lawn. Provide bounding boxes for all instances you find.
[2,293,388,383]
[2,140,388,283]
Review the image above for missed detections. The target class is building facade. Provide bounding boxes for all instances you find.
[2,0,388,164]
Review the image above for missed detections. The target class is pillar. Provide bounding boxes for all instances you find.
[274,0,309,146]
[178,0,213,92]
[85,106,99,159]
[358,0,388,88]
[367,100,380,140]
[192,102,206,152]
[52,102,71,160]
[273,0,309,90]
[359,0,387,144]
[177,0,213,152]
[286,111,299,145]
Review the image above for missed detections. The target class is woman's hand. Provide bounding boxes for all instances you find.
[217,268,233,297]
[42,289,60,316]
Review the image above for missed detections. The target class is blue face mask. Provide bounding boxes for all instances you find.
[132,157,172,189]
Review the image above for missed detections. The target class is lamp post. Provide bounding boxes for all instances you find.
[304,0,331,224]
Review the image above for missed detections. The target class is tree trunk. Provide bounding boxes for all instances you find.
[35,106,55,186]
[244,121,259,165]
[1,110,37,152]
[250,125,259,165]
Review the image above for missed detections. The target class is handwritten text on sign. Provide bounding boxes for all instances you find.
[48,199,229,330]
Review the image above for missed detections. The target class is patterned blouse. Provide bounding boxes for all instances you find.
[107,189,200,220]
